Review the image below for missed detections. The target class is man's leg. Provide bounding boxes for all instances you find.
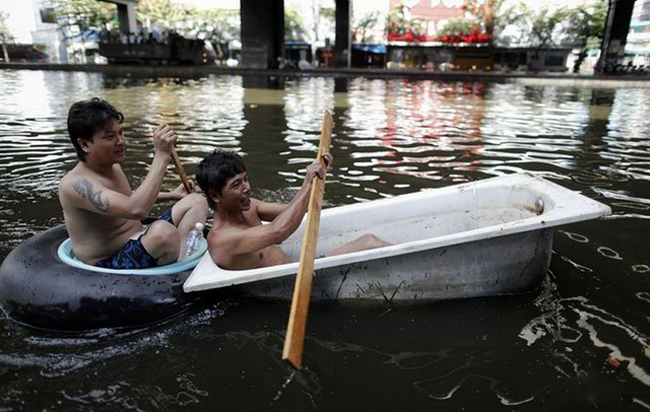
[171,193,209,255]
[325,234,391,257]
[141,220,181,265]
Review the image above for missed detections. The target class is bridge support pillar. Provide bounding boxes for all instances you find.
[334,0,351,68]
[241,0,284,69]
[598,0,636,71]
[100,0,138,33]
[117,3,137,33]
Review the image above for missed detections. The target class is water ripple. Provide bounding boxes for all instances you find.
[1,71,650,410]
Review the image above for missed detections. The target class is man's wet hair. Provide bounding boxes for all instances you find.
[67,98,124,161]
[196,149,247,208]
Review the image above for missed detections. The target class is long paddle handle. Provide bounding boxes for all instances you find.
[170,146,192,194]
[282,110,334,369]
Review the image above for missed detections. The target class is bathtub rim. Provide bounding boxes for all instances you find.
[184,172,611,293]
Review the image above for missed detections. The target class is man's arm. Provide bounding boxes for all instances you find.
[157,181,195,202]
[209,155,331,257]
[209,182,311,257]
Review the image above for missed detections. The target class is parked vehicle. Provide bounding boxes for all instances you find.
[98,35,214,65]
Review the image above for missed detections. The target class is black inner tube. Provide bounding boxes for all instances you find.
[0,225,196,331]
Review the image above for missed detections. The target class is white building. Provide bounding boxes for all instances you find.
[627,0,650,66]
[0,0,67,63]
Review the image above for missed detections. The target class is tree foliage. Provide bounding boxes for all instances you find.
[494,1,607,72]
[497,1,606,50]
[353,11,382,43]
[191,9,240,43]
[564,1,607,73]
[285,6,306,40]
[564,1,607,48]
[50,0,117,35]
[0,10,12,40]
[0,10,12,62]
[136,0,187,28]
[437,0,507,44]
[387,4,426,42]
[137,0,239,42]
[526,5,569,49]
[49,0,240,42]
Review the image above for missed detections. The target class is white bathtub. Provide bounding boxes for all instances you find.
[184,173,611,302]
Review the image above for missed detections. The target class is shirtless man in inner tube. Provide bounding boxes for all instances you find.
[58,98,208,269]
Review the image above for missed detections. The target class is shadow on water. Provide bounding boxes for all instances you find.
[0,70,648,410]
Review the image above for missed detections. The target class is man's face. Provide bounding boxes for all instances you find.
[82,118,126,164]
[215,171,251,211]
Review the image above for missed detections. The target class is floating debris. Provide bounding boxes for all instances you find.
[608,356,621,368]
[597,246,623,260]
[632,265,650,274]
[558,230,589,243]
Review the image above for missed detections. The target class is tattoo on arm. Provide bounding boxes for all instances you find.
[72,178,110,212]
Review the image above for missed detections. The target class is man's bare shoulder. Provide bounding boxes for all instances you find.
[208,221,245,243]
[59,165,88,199]
[207,209,265,246]
[58,165,111,212]
[59,163,123,187]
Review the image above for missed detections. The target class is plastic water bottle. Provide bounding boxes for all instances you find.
[183,222,205,260]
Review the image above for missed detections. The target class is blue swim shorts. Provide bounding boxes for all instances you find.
[94,209,174,270]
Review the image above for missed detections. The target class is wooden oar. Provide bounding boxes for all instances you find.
[157,110,192,193]
[282,110,334,369]
[170,146,192,194]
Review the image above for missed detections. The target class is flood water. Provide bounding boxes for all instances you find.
[0,70,649,410]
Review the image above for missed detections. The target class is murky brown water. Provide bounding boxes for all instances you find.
[0,70,649,410]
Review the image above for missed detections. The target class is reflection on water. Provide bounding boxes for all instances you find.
[0,70,649,410]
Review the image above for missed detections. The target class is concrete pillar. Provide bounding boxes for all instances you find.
[240,0,284,69]
[334,0,351,68]
[598,0,636,70]
[116,3,137,33]
[99,0,138,33]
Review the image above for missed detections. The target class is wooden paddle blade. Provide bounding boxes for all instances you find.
[170,147,192,194]
[282,110,333,369]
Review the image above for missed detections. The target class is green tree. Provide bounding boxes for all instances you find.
[564,1,606,73]
[490,0,527,46]
[387,4,412,37]
[136,0,187,29]
[462,0,498,32]
[137,0,240,43]
[494,3,570,53]
[193,9,240,44]
[285,6,306,40]
[354,11,382,43]
[50,0,117,36]
[527,5,569,50]
[0,10,12,62]
[387,4,425,40]
[437,17,477,40]
[437,0,519,44]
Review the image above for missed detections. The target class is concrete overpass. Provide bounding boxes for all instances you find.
[240,0,350,68]
[98,0,638,71]
[599,0,638,69]
[99,0,351,69]
[99,0,137,34]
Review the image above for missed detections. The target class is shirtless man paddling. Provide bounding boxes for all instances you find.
[195,149,389,270]
[58,98,208,269]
